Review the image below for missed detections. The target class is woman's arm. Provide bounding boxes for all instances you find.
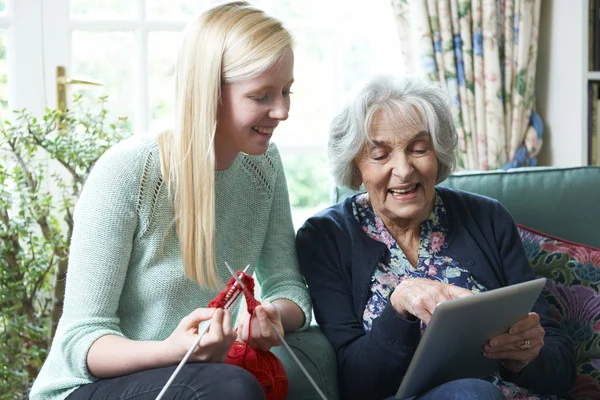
[87,335,173,378]
[273,298,304,332]
[297,216,421,400]
[55,144,142,380]
[254,145,312,330]
[88,308,236,378]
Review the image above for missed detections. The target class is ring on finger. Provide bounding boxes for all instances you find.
[519,339,532,351]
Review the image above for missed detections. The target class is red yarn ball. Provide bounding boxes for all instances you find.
[225,340,288,400]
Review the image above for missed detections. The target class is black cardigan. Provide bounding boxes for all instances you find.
[296,186,575,400]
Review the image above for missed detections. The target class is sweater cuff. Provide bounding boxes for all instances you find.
[262,284,313,331]
[370,301,420,352]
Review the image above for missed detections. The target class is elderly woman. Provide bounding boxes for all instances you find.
[296,75,575,400]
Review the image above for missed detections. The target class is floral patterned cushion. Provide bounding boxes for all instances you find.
[518,225,600,400]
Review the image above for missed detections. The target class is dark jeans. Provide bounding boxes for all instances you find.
[66,363,265,400]
[390,378,505,400]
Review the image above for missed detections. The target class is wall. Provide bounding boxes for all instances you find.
[535,0,587,166]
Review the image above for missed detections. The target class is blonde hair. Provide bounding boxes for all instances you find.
[157,1,292,288]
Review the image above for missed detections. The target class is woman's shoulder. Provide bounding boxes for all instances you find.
[93,135,158,176]
[83,135,159,198]
[436,185,515,232]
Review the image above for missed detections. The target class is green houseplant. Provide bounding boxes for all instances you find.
[0,95,130,399]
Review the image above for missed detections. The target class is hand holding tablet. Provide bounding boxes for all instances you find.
[395,278,547,399]
[483,311,546,374]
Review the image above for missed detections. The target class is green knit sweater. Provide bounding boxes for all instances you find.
[30,136,312,400]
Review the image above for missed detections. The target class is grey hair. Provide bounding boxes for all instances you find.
[328,74,458,190]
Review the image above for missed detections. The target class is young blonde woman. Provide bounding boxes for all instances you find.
[30,2,311,399]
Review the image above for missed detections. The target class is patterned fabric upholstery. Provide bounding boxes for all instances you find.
[518,225,600,400]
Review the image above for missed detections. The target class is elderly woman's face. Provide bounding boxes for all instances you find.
[355,111,438,226]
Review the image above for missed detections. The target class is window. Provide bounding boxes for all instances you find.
[0,1,8,121]
[259,0,404,228]
[41,0,405,229]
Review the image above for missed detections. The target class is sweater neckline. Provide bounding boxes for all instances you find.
[215,152,242,180]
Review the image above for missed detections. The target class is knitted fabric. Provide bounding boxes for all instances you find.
[209,272,289,400]
[30,136,311,400]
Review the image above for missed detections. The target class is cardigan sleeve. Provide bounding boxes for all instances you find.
[296,215,421,400]
[492,202,576,397]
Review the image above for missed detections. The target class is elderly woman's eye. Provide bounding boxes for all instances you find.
[411,143,429,154]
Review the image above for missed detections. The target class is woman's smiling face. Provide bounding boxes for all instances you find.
[355,109,438,228]
[215,46,294,169]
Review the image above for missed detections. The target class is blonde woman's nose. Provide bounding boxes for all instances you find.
[270,96,289,121]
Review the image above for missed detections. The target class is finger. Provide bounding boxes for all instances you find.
[235,307,249,327]
[483,344,541,361]
[485,336,544,353]
[421,294,440,317]
[508,313,540,335]
[235,309,250,342]
[488,329,528,348]
[410,302,433,324]
[488,316,544,346]
[256,307,277,342]
[183,308,216,329]
[259,310,281,350]
[250,308,279,350]
[222,309,234,338]
[492,324,545,350]
[260,302,279,320]
[205,308,224,344]
[444,284,474,299]
[430,287,453,306]
[236,321,248,343]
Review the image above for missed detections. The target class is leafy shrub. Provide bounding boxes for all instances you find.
[0,95,129,399]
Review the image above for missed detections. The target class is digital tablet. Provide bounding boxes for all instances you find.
[395,277,547,399]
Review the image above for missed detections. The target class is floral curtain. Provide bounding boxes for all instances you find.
[391,0,543,170]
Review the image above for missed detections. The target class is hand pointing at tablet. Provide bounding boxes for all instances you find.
[390,278,474,325]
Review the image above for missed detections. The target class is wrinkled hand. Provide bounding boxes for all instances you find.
[390,278,473,324]
[164,308,236,363]
[484,312,544,373]
[236,301,283,351]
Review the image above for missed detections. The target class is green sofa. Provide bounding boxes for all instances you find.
[441,166,600,248]
[280,166,600,400]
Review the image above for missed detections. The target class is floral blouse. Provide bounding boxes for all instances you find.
[352,192,558,400]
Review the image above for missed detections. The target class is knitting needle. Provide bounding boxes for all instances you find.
[155,264,249,400]
[224,262,328,400]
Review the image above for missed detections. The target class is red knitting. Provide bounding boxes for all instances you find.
[207,271,288,400]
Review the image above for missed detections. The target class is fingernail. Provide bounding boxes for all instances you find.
[509,328,517,335]
[490,339,498,347]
